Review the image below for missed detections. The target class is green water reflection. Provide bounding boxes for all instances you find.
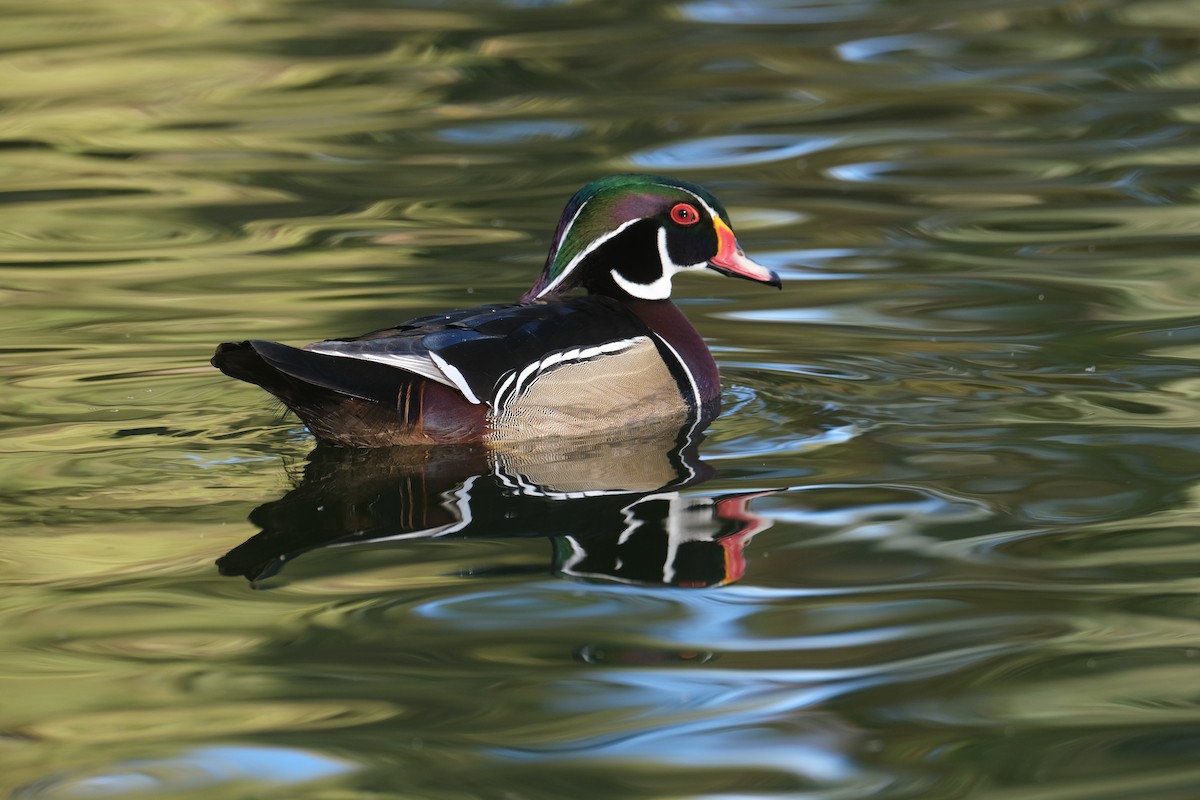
[2,0,1200,798]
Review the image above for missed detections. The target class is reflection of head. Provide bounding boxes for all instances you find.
[556,491,772,588]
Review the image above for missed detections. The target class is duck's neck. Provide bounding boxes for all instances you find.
[622,299,720,405]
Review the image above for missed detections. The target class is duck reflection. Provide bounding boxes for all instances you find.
[218,424,773,588]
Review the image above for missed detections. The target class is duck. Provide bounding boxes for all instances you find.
[212,173,781,447]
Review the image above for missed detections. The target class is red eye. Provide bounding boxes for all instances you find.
[670,202,700,226]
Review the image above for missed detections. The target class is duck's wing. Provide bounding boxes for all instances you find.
[302,295,653,407]
[302,304,515,389]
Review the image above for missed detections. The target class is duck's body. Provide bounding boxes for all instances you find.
[213,174,780,447]
[214,295,714,447]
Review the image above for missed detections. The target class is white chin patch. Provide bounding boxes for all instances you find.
[609,227,704,300]
[610,268,673,300]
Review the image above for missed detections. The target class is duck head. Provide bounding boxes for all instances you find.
[522,174,781,302]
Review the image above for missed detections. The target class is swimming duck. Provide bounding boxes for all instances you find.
[212,173,781,447]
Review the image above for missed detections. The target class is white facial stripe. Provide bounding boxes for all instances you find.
[429,351,482,404]
[558,197,590,246]
[534,197,589,298]
[651,183,724,223]
[536,215,641,299]
[609,226,705,301]
[687,191,723,222]
[611,269,670,300]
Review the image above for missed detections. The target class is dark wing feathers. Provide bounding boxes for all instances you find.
[216,340,408,405]
[214,296,652,412]
[301,296,651,405]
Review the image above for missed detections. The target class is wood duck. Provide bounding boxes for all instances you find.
[212,174,781,447]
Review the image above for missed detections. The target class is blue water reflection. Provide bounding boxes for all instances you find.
[681,0,879,25]
[629,134,845,169]
[18,746,355,799]
[438,120,585,144]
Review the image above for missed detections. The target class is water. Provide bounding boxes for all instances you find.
[2,1,1199,797]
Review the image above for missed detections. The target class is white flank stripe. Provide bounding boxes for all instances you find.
[650,332,700,408]
[512,359,543,397]
[429,351,482,404]
[493,371,518,408]
[305,347,456,387]
[598,339,636,354]
[496,337,645,411]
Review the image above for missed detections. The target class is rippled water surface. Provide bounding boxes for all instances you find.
[3,1,1200,798]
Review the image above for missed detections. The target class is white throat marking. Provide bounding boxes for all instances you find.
[609,226,705,301]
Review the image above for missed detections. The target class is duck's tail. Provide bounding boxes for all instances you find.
[212,340,463,446]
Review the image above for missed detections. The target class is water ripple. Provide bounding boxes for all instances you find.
[438,120,585,144]
[25,701,401,744]
[916,206,1200,246]
[16,745,356,799]
[827,157,1085,187]
[680,0,879,25]
[628,134,848,169]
